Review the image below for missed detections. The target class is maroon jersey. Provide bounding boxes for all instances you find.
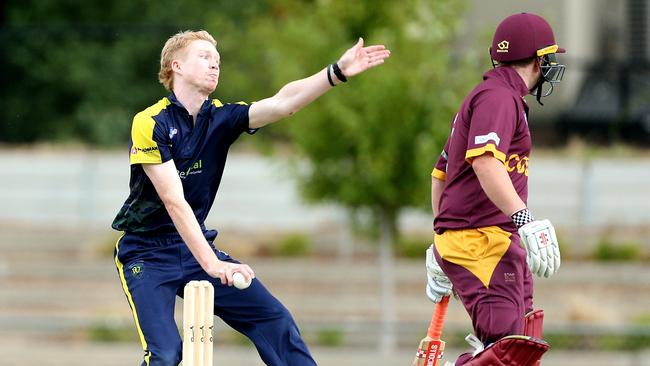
[433,67,532,234]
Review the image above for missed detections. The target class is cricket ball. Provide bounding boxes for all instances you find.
[233,272,251,290]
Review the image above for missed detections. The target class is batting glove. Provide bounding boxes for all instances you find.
[513,209,561,278]
[425,244,453,303]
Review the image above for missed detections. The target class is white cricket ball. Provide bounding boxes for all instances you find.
[232,272,250,290]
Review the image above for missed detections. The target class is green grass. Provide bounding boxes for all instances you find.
[634,313,650,325]
[98,233,123,258]
[316,328,345,347]
[86,323,650,351]
[592,240,642,262]
[395,235,431,259]
[273,233,312,257]
[222,329,253,346]
[87,323,137,342]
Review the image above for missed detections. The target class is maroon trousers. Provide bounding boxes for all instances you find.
[433,229,533,365]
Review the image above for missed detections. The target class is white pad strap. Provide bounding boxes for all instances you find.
[465,333,485,357]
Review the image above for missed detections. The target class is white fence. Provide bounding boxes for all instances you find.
[1,149,649,231]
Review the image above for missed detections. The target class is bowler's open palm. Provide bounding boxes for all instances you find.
[337,38,390,77]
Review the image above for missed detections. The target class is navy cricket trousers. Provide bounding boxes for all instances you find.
[114,230,316,366]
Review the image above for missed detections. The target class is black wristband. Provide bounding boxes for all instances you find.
[331,62,347,82]
[326,64,336,87]
[511,208,534,228]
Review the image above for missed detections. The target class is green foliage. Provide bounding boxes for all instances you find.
[447,328,650,351]
[0,0,268,145]
[98,233,123,257]
[273,232,312,257]
[593,239,642,262]
[223,329,254,346]
[316,328,345,347]
[2,0,476,148]
[87,322,137,342]
[2,1,477,244]
[554,230,572,261]
[395,235,431,259]
[228,0,477,239]
[543,328,650,351]
[634,313,650,325]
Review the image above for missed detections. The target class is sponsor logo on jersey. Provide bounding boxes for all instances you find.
[505,153,529,176]
[131,145,159,155]
[474,132,501,146]
[178,159,203,179]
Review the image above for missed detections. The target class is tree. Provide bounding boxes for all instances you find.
[0,0,269,145]
[2,0,478,351]
[221,0,477,353]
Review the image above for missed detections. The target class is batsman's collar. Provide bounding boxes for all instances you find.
[483,67,529,97]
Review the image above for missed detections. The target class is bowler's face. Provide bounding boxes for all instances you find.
[178,40,220,94]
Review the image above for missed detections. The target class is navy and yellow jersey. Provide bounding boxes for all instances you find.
[112,93,255,233]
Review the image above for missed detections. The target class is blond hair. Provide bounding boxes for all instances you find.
[158,30,217,91]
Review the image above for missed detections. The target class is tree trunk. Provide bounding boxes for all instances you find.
[378,209,398,355]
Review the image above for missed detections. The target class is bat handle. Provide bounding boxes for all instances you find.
[427,295,450,339]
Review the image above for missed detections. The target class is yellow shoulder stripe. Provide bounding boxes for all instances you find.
[212,99,248,108]
[129,98,169,165]
[142,97,171,117]
[465,143,506,164]
[431,168,447,181]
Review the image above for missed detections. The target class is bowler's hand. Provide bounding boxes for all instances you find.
[207,261,255,287]
[337,38,390,78]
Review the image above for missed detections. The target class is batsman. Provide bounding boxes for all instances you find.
[425,13,564,366]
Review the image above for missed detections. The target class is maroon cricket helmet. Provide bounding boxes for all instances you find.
[490,13,565,63]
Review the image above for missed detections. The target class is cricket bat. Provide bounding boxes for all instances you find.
[412,295,450,366]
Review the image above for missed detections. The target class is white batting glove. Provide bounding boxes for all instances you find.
[425,244,453,303]
[517,218,561,278]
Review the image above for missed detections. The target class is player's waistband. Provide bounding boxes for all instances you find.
[434,222,516,235]
[122,228,218,244]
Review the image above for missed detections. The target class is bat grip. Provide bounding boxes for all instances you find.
[427,295,450,339]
